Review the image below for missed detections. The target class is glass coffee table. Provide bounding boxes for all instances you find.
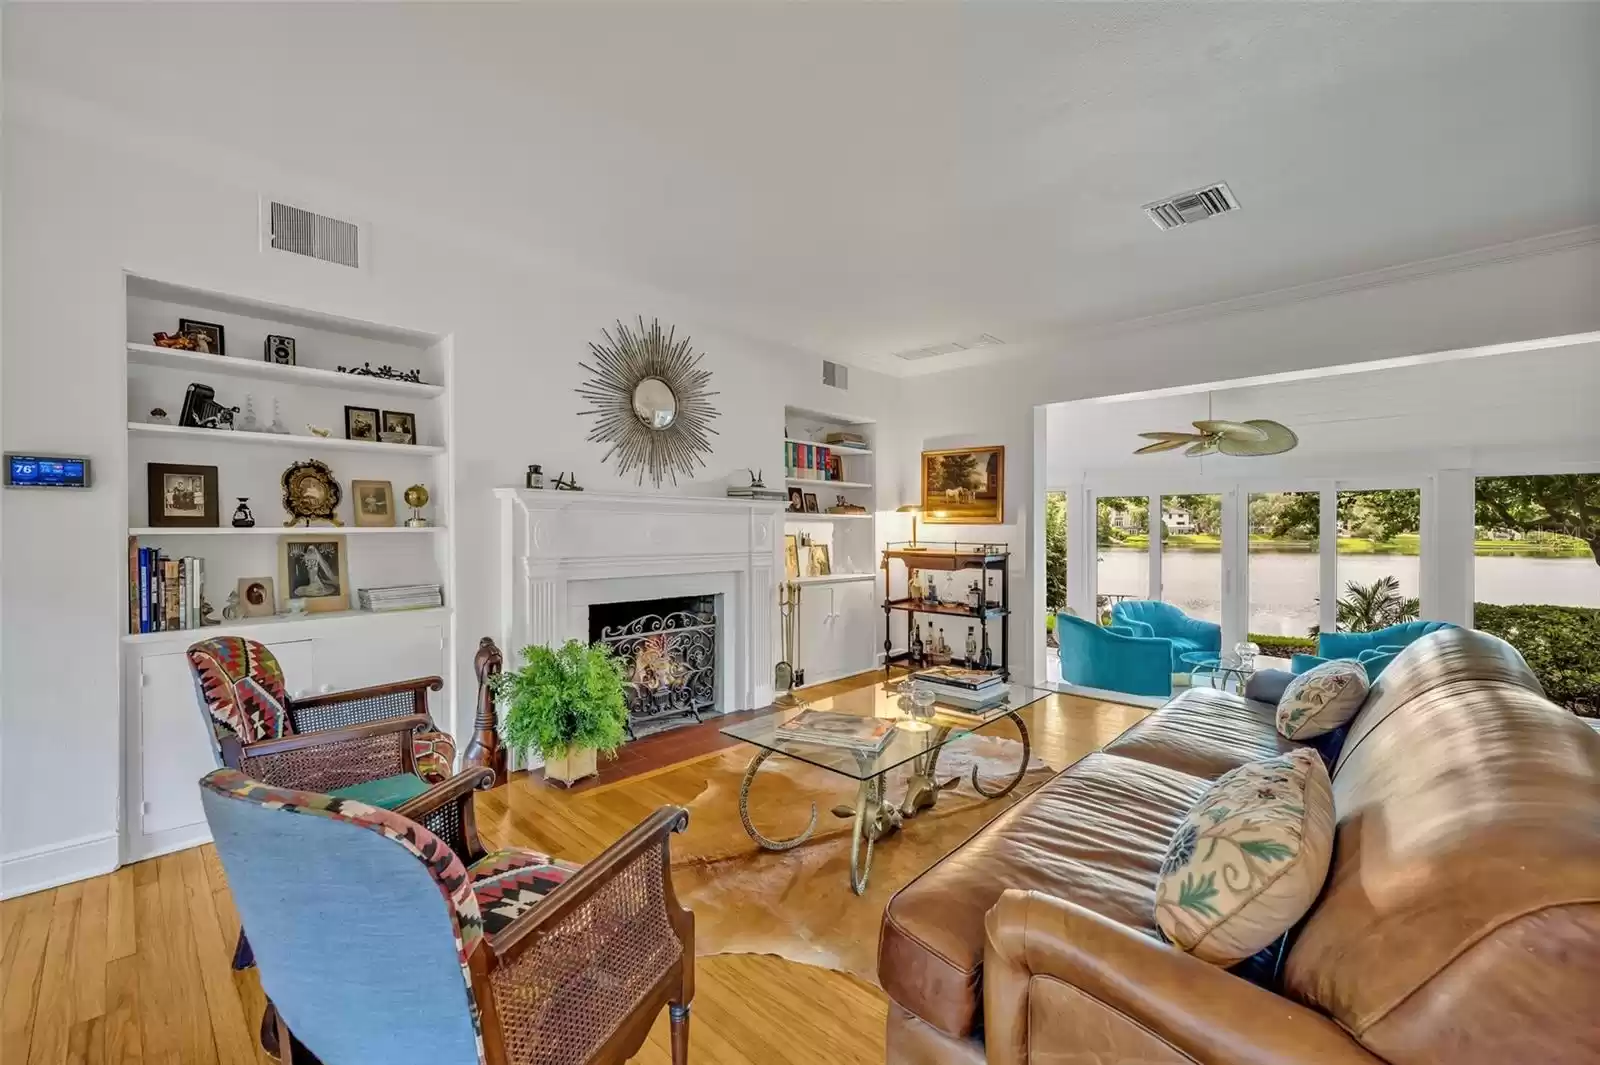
[721,680,1054,894]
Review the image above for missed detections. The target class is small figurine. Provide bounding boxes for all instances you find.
[907,569,925,601]
[152,331,199,350]
[199,592,220,626]
[231,497,256,528]
[221,590,241,621]
[748,468,767,490]
[307,425,332,438]
[148,407,170,424]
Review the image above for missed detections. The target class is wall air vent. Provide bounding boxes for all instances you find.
[891,334,1004,362]
[823,360,849,390]
[1143,183,1239,231]
[262,198,363,268]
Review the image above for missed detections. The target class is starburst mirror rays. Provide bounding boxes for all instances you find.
[576,318,721,487]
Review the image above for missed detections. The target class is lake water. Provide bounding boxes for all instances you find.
[1096,548,1600,636]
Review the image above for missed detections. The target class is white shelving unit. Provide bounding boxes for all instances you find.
[120,275,456,862]
[782,405,879,687]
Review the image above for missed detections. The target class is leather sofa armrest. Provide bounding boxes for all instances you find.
[983,890,1380,1065]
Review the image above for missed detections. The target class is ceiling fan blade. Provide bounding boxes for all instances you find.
[1216,420,1299,456]
[1136,431,1199,442]
[1193,419,1269,442]
[1185,440,1219,457]
[1134,438,1194,454]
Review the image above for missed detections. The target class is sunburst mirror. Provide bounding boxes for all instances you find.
[576,317,720,487]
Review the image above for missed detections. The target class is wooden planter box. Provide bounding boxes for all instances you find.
[545,746,599,787]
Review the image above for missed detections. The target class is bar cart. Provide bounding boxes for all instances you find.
[881,541,1010,679]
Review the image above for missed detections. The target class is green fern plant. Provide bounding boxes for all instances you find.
[487,640,630,759]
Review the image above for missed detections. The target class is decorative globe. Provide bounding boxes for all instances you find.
[403,484,430,509]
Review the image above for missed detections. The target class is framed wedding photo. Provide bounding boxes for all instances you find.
[279,534,349,613]
[146,462,219,528]
[350,479,397,527]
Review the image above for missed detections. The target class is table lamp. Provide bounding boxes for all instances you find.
[896,504,925,549]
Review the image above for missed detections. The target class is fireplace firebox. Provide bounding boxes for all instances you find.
[589,594,718,738]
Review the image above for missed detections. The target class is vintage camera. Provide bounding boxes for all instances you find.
[264,334,296,366]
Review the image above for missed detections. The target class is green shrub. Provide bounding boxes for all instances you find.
[1472,604,1600,717]
[488,640,631,758]
[1249,633,1316,657]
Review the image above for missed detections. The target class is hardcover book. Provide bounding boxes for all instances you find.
[773,709,895,752]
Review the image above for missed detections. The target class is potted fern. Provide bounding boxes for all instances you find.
[488,639,630,786]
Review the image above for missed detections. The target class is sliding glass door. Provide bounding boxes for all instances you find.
[1247,491,1321,638]
[1159,494,1222,624]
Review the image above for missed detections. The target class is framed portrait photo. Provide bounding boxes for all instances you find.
[236,576,277,618]
[146,463,219,527]
[787,486,804,513]
[344,405,380,442]
[279,534,349,613]
[350,479,396,527]
[808,543,832,577]
[380,410,417,444]
[802,492,820,514]
[177,318,225,356]
[921,445,1005,525]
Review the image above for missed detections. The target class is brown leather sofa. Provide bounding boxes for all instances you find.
[879,627,1600,1065]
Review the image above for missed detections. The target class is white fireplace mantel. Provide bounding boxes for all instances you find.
[494,488,785,711]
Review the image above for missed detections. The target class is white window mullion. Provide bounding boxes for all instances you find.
[1148,494,1163,602]
[1319,486,1339,635]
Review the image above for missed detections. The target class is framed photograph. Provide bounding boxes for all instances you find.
[380,410,417,444]
[808,543,832,577]
[146,463,219,527]
[350,479,396,527]
[236,576,276,618]
[802,492,820,514]
[279,534,349,613]
[344,405,380,441]
[784,534,800,580]
[178,318,225,356]
[264,334,296,365]
[921,445,1005,525]
[787,486,804,513]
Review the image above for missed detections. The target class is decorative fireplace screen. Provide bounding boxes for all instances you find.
[589,595,717,737]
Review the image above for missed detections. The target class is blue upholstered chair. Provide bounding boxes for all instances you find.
[1109,600,1222,672]
[200,767,695,1065]
[1291,620,1457,680]
[1056,613,1174,697]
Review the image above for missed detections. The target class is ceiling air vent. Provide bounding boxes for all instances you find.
[892,334,1004,362]
[262,199,362,268]
[1142,183,1239,231]
[823,360,849,390]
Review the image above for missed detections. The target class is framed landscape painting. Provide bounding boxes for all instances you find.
[921,446,1004,524]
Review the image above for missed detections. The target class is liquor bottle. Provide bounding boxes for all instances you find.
[910,622,925,665]
[937,626,949,657]
[965,626,978,667]
[985,573,996,608]
[978,625,993,670]
[969,580,983,611]
[926,576,940,605]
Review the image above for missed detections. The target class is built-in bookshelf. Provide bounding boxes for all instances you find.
[122,275,453,637]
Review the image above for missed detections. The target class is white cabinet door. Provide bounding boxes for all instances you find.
[794,585,839,686]
[311,624,444,697]
[137,639,314,839]
[834,580,879,677]
[269,638,317,700]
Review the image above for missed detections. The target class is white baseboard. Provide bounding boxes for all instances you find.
[1,832,120,899]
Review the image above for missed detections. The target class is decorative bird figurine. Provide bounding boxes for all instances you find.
[1134,419,1298,457]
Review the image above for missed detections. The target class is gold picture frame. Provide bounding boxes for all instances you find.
[350,479,396,527]
[808,543,832,577]
[279,533,349,613]
[784,534,801,580]
[921,445,1005,525]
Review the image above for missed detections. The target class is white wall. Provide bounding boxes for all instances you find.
[892,240,1600,686]
[0,99,898,889]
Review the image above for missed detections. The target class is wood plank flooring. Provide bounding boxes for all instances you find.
[0,669,1146,1064]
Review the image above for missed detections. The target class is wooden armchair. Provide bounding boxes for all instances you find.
[199,767,695,1065]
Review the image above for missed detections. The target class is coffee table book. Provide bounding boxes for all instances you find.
[773,709,896,752]
[911,665,1003,690]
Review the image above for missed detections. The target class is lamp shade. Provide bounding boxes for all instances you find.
[896,504,923,514]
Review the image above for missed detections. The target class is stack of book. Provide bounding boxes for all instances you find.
[773,709,896,753]
[128,538,206,634]
[726,483,789,503]
[357,584,444,612]
[823,431,869,450]
[911,666,1008,709]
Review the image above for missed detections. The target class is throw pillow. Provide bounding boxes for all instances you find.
[1276,660,1369,739]
[1243,668,1295,706]
[1154,748,1335,965]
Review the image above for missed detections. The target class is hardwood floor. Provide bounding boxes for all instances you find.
[0,669,1145,1064]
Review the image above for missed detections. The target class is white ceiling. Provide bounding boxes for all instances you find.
[7,3,1598,375]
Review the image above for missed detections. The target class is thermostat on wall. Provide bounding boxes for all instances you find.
[5,454,92,489]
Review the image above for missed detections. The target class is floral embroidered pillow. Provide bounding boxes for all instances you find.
[1276,660,1369,740]
[1154,748,1335,965]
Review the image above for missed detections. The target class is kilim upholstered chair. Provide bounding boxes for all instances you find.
[187,635,460,967]
[199,767,695,1065]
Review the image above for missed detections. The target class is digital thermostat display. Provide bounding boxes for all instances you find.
[5,454,92,489]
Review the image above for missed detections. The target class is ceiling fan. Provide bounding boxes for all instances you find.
[1134,419,1298,457]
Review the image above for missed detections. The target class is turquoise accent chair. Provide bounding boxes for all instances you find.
[1109,600,1222,672]
[1290,620,1457,680]
[1056,613,1173,697]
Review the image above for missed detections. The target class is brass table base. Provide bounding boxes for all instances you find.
[738,711,1031,895]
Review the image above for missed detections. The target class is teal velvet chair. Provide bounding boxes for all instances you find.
[1291,620,1457,680]
[1109,600,1222,672]
[1056,613,1174,697]
[200,767,696,1065]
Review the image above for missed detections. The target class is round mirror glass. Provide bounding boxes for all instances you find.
[632,377,678,430]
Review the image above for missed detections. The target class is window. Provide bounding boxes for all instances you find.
[1248,491,1320,638]
[1096,495,1147,619]
[1334,488,1421,633]
[1159,494,1222,624]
